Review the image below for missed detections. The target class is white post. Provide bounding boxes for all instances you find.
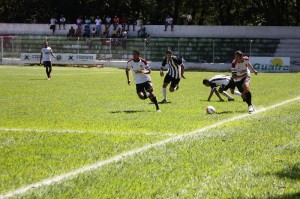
[250,40,253,57]
[77,37,80,54]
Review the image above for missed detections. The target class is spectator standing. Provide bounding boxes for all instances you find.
[85,16,92,28]
[121,16,128,31]
[59,15,66,30]
[50,17,57,34]
[91,27,97,38]
[95,16,102,36]
[67,26,75,39]
[128,15,136,31]
[164,15,174,31]
[76,16,83,28]
[113,15,119,30]
[105,16,112,28]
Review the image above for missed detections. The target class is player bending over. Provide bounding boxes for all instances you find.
[160,50,185,103]
[202,74,241,101]
[231,51,258,113]
[40,42,56,80]
[126,50,160,112]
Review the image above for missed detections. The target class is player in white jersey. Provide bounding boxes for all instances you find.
[202,74,241,101]
[40,42,56,80]
[231,51,258,113]
[160,50,185,103]
[126,50,160,112]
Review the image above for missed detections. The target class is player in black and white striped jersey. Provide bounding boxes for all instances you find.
[160,50,185,103]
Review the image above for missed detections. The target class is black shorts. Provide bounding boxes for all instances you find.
[221,78,235,91]
[43,61,52,67]
[136,81,153,94]
[234,77,250,93]
[164,74,180,88]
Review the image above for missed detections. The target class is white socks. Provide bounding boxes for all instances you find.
[163,87,167,100]
[221,91,233,99]
[234,90,242,96]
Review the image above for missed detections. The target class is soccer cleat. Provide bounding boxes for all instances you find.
[160,99,167,104]
[156,109,161,113]
[175,85,179,91]
[228,98,235,101]
[48,78,51,80]
[248,105,255,113]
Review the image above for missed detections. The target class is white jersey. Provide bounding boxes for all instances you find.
[127,58,151,84]
[95,19,102,25]
[209,75,231,87]
[231,56,251,82]
[41,47,53,62]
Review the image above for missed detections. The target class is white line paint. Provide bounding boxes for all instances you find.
[1,96,299,199]
[0,128,176,137]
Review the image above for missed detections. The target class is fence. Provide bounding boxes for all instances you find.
[0,35,280,64]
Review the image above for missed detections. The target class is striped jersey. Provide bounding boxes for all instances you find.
[126,58,151,84]
[209,75,231,89]
[231,56,251,82]
[41,47,53,62]
[162,56,183,79]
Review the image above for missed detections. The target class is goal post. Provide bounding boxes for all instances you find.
[0,37,3,63]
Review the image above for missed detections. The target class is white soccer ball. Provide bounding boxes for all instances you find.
[206,106,216,114]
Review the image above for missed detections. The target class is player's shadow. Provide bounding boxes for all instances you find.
[149,101,172,105]
[216,110,246,114]
[110,110,151,114]
[29,79,48,81]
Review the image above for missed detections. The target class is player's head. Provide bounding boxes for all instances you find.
[235,50,243,61]
[202,79,210,87]
[166,50,173,60]
[132,50,140,61]
[43,42,49,48]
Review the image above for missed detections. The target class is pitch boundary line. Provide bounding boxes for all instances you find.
[1,96,299,199]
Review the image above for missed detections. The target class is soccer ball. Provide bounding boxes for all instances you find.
[206,106,216,114]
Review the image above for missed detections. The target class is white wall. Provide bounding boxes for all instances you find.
[1,23,300,39]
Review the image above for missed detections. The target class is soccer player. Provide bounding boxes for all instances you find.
[126,50,160,112]
[231,50,258,113]
[202,74,241,101]
[40,42,56,80]
[160,50,185,103]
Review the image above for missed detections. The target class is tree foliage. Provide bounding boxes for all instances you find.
[0,0,299,25]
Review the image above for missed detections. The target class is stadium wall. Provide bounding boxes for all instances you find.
[1,23,300,39]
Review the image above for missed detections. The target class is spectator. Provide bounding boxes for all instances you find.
[113,15,119,30]
[95,16,102,36]
[138,26,147,38]
[75,27,82,37]
[85,16,92,28]
[67,26,75,39]
[83,26,91,39]
[122,30,127,50]
[76,16,83,28]
[128,15,137,31]
[59,14,66,30]
[117,27,122,38]
[121,15,128,31]
[145,34,151,46]
[50,17,57,34]
[105,15,112,28]
[91,27,97,38]
[164,15,174,31]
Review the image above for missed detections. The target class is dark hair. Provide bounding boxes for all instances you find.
[235,50,243,55]
[133,50,140,55]
[202,79,209,84]
[166,50,173,55]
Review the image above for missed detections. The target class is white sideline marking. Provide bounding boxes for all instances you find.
[0,128,175,137]
[1,96,299,199]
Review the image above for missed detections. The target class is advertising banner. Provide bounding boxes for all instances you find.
[250,57,290,73]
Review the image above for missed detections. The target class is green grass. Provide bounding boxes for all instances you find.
[0,66,299,198]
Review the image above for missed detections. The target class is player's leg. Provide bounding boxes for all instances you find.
[242,78,254,112]
[136,83,148,100]
[169,78,180,92]
[146,82,160,111]
[219,84,234,101]
[162,75,171,102]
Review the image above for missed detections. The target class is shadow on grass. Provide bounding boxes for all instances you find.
[267,192,300,199]
[110,110,151,114]
[216,110,246,114]
[30,78,48,81]
[275,163,300,180]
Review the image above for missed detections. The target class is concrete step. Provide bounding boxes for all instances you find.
[278,43,300,48]
[279,39,300,44]
[274,52,300,57]
[276,48,300,53]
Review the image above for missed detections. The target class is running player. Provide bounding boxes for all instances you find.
[231,50,258,113]
[126,50,160,112]
[202,74,241,101]
[160,50,185,103]
[40,42,56,80]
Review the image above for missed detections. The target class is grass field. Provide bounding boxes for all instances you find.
[0,66,299,199]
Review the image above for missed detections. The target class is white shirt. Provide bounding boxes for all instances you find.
[60,17,66,23]
[41,47,53,62]
[50,18,57,25]
[95,19,102,25]
[127,59,151,84]
[106,17,111,23]
[231,57,251,82]
[209,75,231,87]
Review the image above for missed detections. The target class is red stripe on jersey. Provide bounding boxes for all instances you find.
[231,59,237,68]
[140,58,148,66]
[127,59,133,63]
[243,56,249,60]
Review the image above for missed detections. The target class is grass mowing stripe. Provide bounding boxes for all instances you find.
[1,96,299,199]
[0,128,177,137]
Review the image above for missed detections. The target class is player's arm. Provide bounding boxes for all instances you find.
[125,65,131,85]
[40,52,43,65]
[160,59,167,77]
[214,89,224,101]
[247,63,258,75]
[50,51,56,59]
[180,64,186,79]
[141,66,151,74]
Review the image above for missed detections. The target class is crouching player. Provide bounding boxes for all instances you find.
[231,51,258,113]
[126,50,160,112]
[202,74,241,101]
